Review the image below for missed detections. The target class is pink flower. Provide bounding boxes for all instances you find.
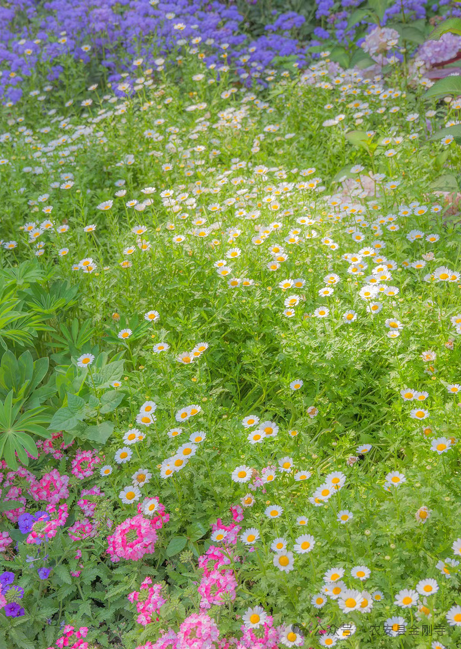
[230,505,244,523]
[362,26,399,56]
[68,519,96,541]
[198,569,237,609]
[130,582,166,626]
[107,503,168,562]
[26,504,68,545]
[29,469,69,505]
[71,449,101,480]
[148,629,178,649]
[198,546,233,574]
[0,531,13,552]
[177,613,220,649]
[238,618,279,649]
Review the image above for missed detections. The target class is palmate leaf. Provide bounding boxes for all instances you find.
[0,391,51,469]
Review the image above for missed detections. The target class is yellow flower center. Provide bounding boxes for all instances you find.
[247,534,255,542]
[238,471,247,479]
[402,597,412,605]
[287,632,297,642]
[278,556,289,567]
[345,598,356,608]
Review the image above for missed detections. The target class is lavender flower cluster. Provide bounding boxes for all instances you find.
[0,0,313,105]
[1,0,460,106]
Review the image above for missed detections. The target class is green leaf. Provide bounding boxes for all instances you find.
[345,130,371,151]
[83,421,114,445]
[100,390,124,414]
[429,17,461,39]
[346,8,371,30]
[393,23,426,45]
[429,124,461,142]
[368,0,390,22]
[91,360,124,389]
[429,174,459,192]
[166,536,188,557]
[67,391,86,414]
[0,499,23,512]
[54,564,72,585]
[328,46,350,69]
[187,521,207,541]
[48,407,81,432]
[423,75,461,100]
[349,48,376,69]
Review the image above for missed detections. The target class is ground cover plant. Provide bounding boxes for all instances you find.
[1,2,461,649]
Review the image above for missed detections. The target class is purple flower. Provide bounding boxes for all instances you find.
[18,513,35,535]
[4,602,25,618]
[37,567,51,580]
[0,572,14,588]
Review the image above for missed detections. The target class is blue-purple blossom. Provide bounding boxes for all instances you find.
[37,567,51,580]
[0,572,14,588]
[4,602,25,618]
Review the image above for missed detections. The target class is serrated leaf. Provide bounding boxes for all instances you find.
[0,499,23,512]
[54,564,72,585]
